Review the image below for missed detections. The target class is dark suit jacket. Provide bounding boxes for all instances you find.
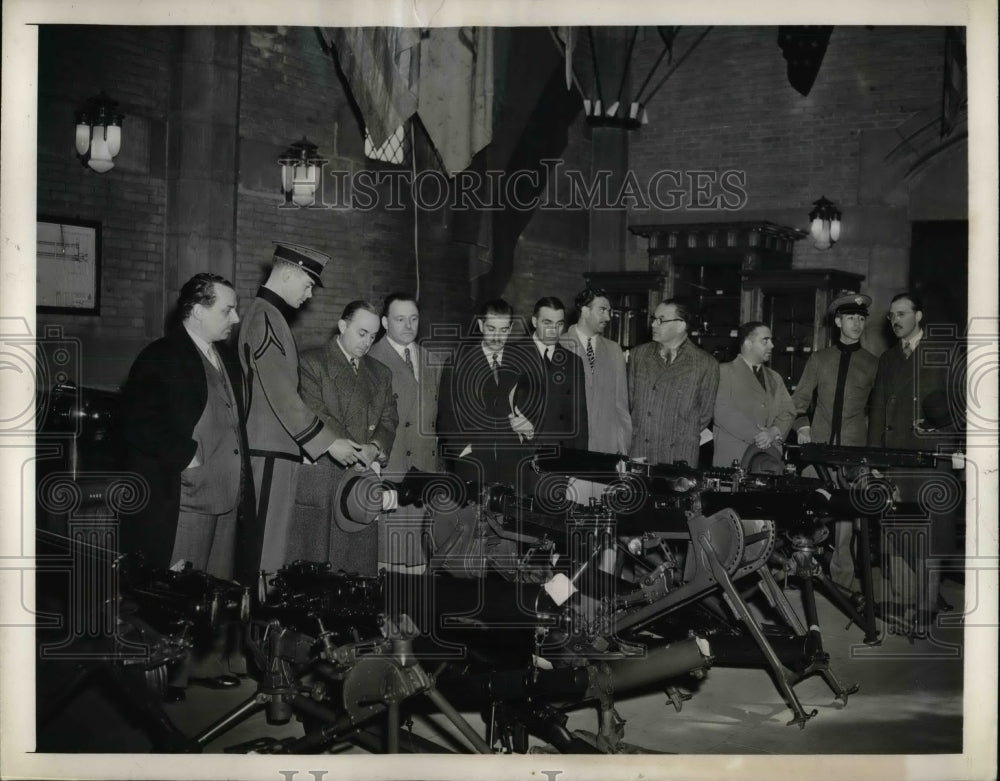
[437,341,525,488]
[511,340,589,453]
[119,327,258,578]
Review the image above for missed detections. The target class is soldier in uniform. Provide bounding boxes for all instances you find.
[791,292,878,592]
[239,243,341,573]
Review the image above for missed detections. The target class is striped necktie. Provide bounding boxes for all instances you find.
[350,357,359,374]
[586,337,595,369]
[403,346,416,378]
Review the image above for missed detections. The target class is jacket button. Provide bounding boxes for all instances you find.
[406,450,412,456]
[886,425,893,431]
[234,449,239,455]
[404,421,411,427]
[652,385,657,390]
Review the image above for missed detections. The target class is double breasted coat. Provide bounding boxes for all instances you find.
[559,325,631,455]
[628,339,719,467]
[712,358,795,467]
[293,338,398,572]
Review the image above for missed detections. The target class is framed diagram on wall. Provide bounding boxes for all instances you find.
[36,217,101,315]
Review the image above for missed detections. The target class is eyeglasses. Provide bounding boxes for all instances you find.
[886,311,914,322]
[650,317,685,326]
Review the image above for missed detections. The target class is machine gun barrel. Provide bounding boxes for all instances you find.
[700,485,892,522]
[786,442,953,469]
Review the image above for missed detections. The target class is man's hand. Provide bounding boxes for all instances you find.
[797,426,812,444]
[329,438,363,466]
[754,424,782,449]
[509,406,535,442]
[356,443,380,468]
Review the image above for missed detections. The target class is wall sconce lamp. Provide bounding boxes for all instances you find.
[75,91,124,173]
[809,195,842,250]
[279,137,326,207]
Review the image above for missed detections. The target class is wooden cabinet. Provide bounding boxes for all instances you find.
[741,268,865,391]
[581,271,668,350]
[628,221,806,361]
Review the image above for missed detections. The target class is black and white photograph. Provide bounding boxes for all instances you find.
[1,1,997,779]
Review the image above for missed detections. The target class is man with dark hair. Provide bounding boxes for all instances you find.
[239,243,342,573]
[121,272,254,698]
[369,292,441,572]
[509,297,589,495]
[712,321,795,467]
[792,291,878,591]
[122,273,251,578]
[438,298,526,489]
[629,299,719,467]
[293,300,398,574]
[868,292,960,629]
[559,288,631,455]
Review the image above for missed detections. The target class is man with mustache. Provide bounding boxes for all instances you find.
[868,292,960,632]
[559,287,632,456]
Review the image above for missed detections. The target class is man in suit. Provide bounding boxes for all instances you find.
[868,293,960,627]
[438,298,527,491]
[713,322,796,468]
[513,297,589,497]
[369,293,441,572]
[121,272,254,697]
[559,288,631,455]
[791,291,878,591]
[239,243,342,573]
[294,301,398,574]
[629,300,719,467]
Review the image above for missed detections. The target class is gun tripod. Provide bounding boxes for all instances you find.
[191,630,492,754]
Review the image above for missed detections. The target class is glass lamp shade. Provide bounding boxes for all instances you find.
[106,124,122,157]
[75,124,91,156]
[88,133,115,173]
[290,164,318,206]
[810,217,824,241]
[829,218,841,242]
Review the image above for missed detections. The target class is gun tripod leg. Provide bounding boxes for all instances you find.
[424,685,493,753]
[192,692,265,748]
[701,537,816,728]
[798,576,859,706]
[757,567,808,635]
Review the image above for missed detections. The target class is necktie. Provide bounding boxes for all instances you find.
[403,346,415,378]
[491,352,500,383]
[208,345,223,373]
[350,357,359,374]
[902,340,913,359]
[544,347,552,365]
[753,365,767,390]
[586,337,595,369]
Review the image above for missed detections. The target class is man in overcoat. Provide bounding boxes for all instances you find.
[713,322,795,468]
[368,293,440,571]
[629,300,719,467]
[559,287,631,455]
[239,243,339,573]
[120,273,253,581]
[294,301,398,574]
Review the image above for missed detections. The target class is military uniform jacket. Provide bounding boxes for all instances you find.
[239,287,336,461]
[713,357,795,467]
[628,339,719,467]
[559,325,632,455]
[791,344,878,446]
[368,338,441,474]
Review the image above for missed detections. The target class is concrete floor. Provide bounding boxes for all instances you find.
[37,574,966,757]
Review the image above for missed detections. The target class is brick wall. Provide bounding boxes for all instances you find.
[36,26,174,387]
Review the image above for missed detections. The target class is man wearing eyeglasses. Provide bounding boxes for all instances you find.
[868,292,961,631]
[629,300,719,467]
[791,292,878,591]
